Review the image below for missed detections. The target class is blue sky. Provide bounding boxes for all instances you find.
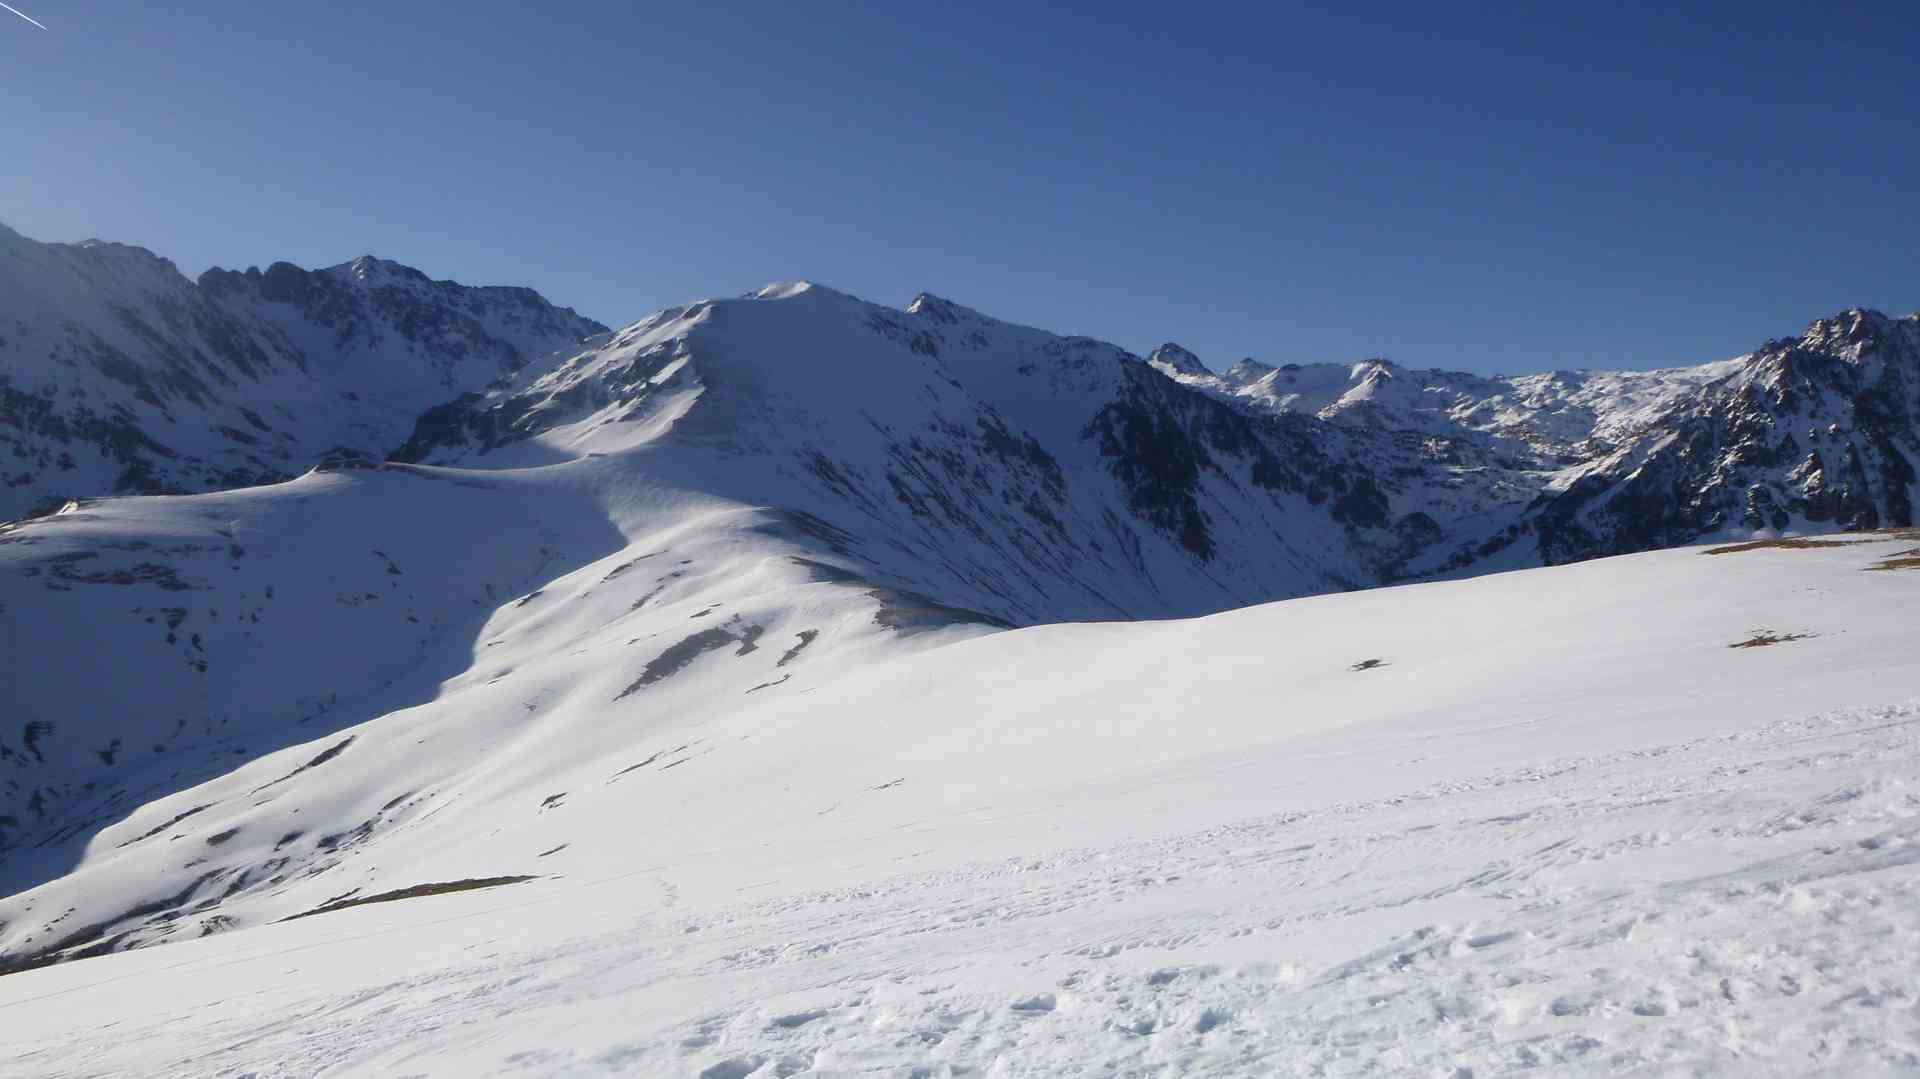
[4,1,1915,374]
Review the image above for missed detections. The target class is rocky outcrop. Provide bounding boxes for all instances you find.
[1518,310,1919,565]
[0,225,604,521]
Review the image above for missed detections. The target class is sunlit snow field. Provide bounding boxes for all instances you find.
[5,533,1919,1077]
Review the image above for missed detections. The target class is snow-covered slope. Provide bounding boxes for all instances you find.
[4,529,1919,1076]
[387,283,1409,620]
[0,223,605,521]
[0,281,1426,924]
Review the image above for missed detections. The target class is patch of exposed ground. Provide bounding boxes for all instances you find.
[0,867,230,975]
[279,876,538,922]
[614,629,738,700]
[1729,630,1816,649]
[867,588,1012,635]
[250,736,356,795]
[1866,547,1920,572]
[1704,538,1868,555]
[116,803,214,848]
[1707,528,1920,557]
[777,630,818,667]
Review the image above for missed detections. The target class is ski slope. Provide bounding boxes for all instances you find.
[4,531,1919,1076]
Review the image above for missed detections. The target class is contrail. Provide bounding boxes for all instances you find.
[1,1,46,29]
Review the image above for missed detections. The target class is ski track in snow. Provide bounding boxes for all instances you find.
[8,701,1920,1077]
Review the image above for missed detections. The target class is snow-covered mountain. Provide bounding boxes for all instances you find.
[4,226,1920,1074]
[0,280,1424,919]
[1521,310,1920,563]
[6,221,1916,591]
[0,224,606,522]
[383,284,1411,621]
[1149,310,1920,576]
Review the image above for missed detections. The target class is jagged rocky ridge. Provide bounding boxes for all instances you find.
[1523,311,1920,563]
[1149,310,1920,575]
[0,224,606,521]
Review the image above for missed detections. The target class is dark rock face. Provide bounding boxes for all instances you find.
[198,256,603,390]
[0,228,605,522]
[1085,363,1390,562]
[1522,310,1920,565]
[1085,366,1223,558]
[1147,343,1211,378]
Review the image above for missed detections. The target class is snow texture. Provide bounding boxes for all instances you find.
[4,525,1920,1075]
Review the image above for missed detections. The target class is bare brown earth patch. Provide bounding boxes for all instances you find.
[1729,631,1816,649]
[1707,528,1920,556]
[1865,547,1920,572]
[1704,538,1868,555]
[280,876,538,922]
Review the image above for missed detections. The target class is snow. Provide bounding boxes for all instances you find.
[0,224,604,522]
[4,530,1920,1076]
[1166,351,1745,452]
[384,282,1387,619]
[5,229,1920,1075]
[1149,345,1769,545]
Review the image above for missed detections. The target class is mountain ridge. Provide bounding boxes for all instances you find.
[4,224,1916,587]
[0,224,606,521]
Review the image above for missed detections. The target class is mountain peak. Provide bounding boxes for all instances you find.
[1148,343,1211,378]
[1223,357,1276,386]
[906,292,994,326]
[67,238,181,277]
[1349,358,1398,382]
[326,255,431,286]
[751,280,825,301]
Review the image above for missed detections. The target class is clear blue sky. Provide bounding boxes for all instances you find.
[5,1,1915,374]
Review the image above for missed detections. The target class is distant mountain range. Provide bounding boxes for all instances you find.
[1149,310,1918,571]
[5,222,1914,591]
